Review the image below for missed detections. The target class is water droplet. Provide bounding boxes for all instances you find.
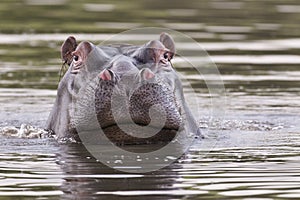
[166,156,177,160]
[114,160,123,164]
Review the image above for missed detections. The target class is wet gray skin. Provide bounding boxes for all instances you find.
[46,33,200,144]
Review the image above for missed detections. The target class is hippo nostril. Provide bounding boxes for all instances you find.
[99,69,112,81]
[108,69,116,79]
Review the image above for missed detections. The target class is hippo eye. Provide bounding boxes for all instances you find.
[163,52,168,59]
[73,55,79,62]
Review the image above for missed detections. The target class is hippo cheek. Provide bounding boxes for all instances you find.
[128,83,182,131]
[95,79,116,128]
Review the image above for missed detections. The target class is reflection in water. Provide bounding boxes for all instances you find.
[0,129,299,199]
[57,144,185,200]
[0,138,63,198]
[182,131,300,198]
[0,0,300,199]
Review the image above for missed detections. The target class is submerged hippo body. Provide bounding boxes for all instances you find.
[47,33,200,144]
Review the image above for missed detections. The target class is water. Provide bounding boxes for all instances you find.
[0,0,300,199]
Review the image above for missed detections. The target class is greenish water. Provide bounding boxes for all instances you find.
[0,0,300,199]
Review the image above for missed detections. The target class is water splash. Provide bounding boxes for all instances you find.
[199,119,286,131]
[0,124,51,139]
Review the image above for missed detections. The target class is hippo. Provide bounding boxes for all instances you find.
[46,32,200,144]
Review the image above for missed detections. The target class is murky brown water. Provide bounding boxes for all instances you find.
[0,0,300,199]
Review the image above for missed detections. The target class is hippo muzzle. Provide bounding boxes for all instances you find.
[93,60,183,144]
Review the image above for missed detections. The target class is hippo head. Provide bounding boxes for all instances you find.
[47,33,200,144]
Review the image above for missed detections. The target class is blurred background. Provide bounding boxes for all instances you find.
[1,0,300,87]
[1,0,300,126]
[0,1,300,199]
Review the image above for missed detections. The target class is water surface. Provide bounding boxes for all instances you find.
[0,0,300,199]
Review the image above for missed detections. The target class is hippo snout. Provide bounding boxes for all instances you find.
[129,82,182,131]
[94,66,184,144]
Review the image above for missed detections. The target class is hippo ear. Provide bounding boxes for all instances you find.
[61,36,77,65]
[159,32,175,59]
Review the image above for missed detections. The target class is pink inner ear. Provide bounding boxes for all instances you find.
[99,69,112,80]
[142,69,155,80]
